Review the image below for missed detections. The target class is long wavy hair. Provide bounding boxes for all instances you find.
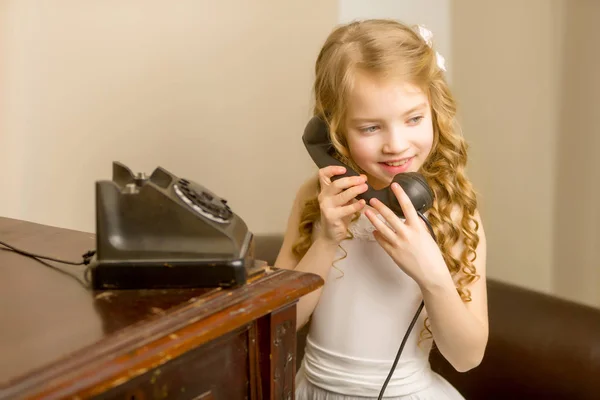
[291,19,480,341]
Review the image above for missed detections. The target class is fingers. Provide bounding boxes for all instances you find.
[317,166,369,243]
[367,196,406,234]
[334,181,368,206]
[319,167,368,205]
[339,198,366,217]
[319,166,366,190]
[364,209,397,244]
[320,184,367,219]
[390,182,419,225]
[373,230,394,252]
[318,166,346,188]
[329,175,368,196]
[321,198,366,229]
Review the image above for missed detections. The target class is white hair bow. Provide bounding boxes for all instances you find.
[417,25,446,72]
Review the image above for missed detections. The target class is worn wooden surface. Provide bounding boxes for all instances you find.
[0,217,322,399]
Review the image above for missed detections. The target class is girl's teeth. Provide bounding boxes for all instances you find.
[385,160,408,167]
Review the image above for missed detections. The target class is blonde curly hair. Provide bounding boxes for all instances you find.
[291,19,480,340]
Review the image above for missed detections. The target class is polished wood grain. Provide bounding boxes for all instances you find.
[0,217,322,399]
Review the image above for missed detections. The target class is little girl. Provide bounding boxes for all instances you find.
[275,19,488,399]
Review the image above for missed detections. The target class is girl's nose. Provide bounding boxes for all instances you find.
[382,128,409,154]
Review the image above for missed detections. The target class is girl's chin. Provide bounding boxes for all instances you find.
[365,175,391,190]
[366,168,420,190]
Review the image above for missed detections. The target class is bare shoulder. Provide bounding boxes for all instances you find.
[290,174,320,217]
[297,173,320,203]
[273,173,320,270]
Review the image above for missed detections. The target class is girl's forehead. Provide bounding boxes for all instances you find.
[346,72,428,117]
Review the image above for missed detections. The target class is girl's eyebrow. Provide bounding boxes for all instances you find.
[401,102,428,117]
[349,117,381,124]
[349,102,428,123]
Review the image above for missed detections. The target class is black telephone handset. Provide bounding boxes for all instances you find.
[302,116,434,218]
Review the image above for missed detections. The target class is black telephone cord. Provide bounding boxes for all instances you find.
[378,211,436,399]
[0,240,95,288]
[0,240,95,265]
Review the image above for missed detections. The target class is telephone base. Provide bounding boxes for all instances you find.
[89,257,248,290]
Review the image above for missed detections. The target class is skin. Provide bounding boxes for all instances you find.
[275,71,488,373]
[344,70,434,191]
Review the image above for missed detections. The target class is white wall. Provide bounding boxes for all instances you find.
[0,0,337,235]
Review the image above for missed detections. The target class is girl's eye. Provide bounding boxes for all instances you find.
[360,125,379,134]
[407,116,424,126]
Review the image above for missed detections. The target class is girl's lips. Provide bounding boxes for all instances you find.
[378,157,414,175]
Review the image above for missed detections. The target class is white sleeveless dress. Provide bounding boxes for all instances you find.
[295,211,465,399]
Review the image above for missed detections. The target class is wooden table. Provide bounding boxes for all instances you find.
[0,217,322,400]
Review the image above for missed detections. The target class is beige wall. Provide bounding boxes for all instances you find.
[452,0,599,306]
[0,0,337,234]
[2,1,598,306]
[451,0,563,295]
[553,0,600,307]
[338,0,453,81]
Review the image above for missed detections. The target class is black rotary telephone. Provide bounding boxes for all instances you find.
[302,116,437,399]
[89,162,255,290]
[302,116,434,217]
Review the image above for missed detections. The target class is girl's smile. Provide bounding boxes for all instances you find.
[344,70,434,190]
[378,156,415,175]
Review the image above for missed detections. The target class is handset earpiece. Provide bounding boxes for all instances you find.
[387,172,434,217]
[302,116,359,178]
[302,116,434,217]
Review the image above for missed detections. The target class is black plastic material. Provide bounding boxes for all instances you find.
[302,116,434,217]
[89,162,254,290]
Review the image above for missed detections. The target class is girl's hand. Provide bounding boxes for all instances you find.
[364,182,447,287]
[317,166,368,245]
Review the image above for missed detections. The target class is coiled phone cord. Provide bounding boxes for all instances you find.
[378,211,436,400]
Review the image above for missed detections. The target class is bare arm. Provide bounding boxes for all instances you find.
[277,236,339,330]
[274,169,367,330]
[274,176,336,330]
[419,211,488,372]
[366,185,488,372]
